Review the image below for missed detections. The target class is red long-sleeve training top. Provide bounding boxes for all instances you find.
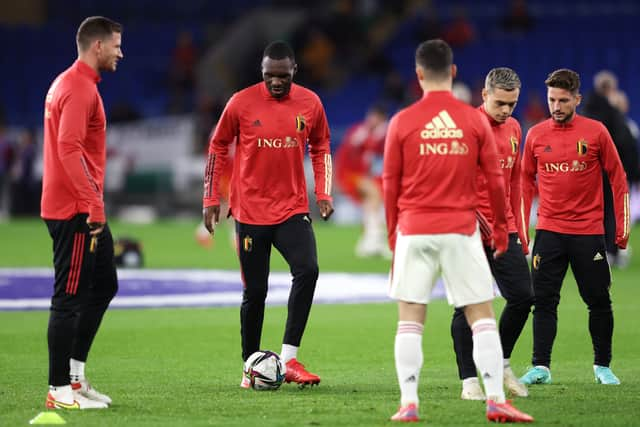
[41,60,106,223]
[522,115,630,248]
[203,83,332,225]
[383,91,507,251]
[476,106,528,250]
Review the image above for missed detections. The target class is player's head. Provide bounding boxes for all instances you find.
[482,67,521,123]
[593,70,618,96]
[262,41,297,99]
[545,68,581,124]
[608,89,629,114]
[76,16,123,72]
[364,103,388,128]
[414,39,456,88]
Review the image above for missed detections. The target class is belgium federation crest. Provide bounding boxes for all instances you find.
[532,254,541,270]
[243,236,253,252]
[577,138,588,155]
[295,114,306,132]
[510,136,518,154]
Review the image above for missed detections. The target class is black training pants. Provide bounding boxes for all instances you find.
[235,213,319,361]
[45,214,118,386]
[530,230,613,368]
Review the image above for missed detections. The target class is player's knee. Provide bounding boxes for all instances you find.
[533,294,560,310]
[105,279,118,301]
[585,296,612,313]
[51,294,82,312]
[243,284,268,302]
[295,261,319,283]
[506,294,534,311]
[49,305,75,320]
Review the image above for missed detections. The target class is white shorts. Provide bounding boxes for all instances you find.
[389,228,495,307]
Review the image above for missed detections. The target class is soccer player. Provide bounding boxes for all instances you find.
[202,41,333,387]
[520,69,630,386]
[451,68,532,400]
[335,104,389,258]
[41,16,123,409]
[383,39,533,423]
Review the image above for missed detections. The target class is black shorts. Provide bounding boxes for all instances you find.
[45,214,118,310]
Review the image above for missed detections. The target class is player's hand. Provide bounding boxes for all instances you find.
[317,200,334,221]
[492,229,508,259]
[203,205,220,235]
[86,220,105,236]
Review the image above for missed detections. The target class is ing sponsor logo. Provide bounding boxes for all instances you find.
[543,160,587,173]
[419,141,469,155]
[257,136,300,148]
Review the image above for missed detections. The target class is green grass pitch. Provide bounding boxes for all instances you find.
[1,219,640,425]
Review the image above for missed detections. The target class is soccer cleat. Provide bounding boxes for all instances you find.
[71,379,112,405]
[284,358,320,386]
[519,366,551,385]
[390,403,419,422]
[594,366,620,385]
[461,378,486,400]
[486,399,534,423]
[504,366,529,397]
[46,392,108,409]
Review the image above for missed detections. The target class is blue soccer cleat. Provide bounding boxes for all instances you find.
[519,366,551,385]
[594,366,620,385]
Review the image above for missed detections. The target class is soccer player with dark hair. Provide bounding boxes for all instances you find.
[520,68,630,386]
[202,40,333,387]
[451,67,533,400]
[383,39,533,423]
[41,16,123,409]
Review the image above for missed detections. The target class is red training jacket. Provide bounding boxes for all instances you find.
[203,83,332,225]
[383,91,507,252]
[41,60,106,223]
[476,106,528,252]
[522,115,630,248]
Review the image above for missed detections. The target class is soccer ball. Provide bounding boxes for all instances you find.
[243,350,286,390]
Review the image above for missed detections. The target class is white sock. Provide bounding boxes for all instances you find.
[280,344,298,363]
[70,358,85,383]
[395,321,424,407]
[471,318,505,403]
[49,385,73,403]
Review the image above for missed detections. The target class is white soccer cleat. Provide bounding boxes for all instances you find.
[460,377,486,400]
[504,366,529,397]
[46,392,108,409]
[71,379,112,405]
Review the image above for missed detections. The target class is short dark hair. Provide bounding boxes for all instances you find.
[545,68,580,94]
[77,16,122,52]
[263,40,295,61]
[415,39,453,80]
